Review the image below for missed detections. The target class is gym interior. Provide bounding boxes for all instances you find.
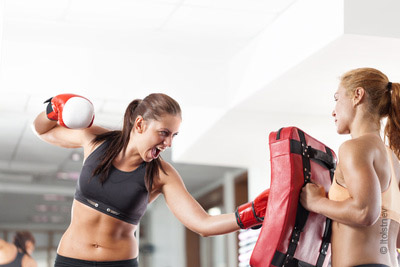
[0,1,399,266]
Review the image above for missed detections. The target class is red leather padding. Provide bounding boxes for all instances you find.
[250,127,337,267]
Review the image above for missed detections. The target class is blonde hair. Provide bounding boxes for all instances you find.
[340,67,400,158]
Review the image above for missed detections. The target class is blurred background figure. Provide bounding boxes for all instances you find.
[0,231,37,267]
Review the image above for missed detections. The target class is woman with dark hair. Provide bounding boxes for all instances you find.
[0,231,37,267]
[300,68,400,267]
[33,93,269,266]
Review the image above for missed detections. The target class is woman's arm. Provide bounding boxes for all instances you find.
[33,110,58,135]
[33,111,86,148]
[32,94,107,151]
[33,111,106,149]
[301,140,382,227]
[159,161,239,237]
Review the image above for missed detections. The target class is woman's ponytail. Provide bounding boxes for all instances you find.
[385,82,400,159]
[92,99,142,183]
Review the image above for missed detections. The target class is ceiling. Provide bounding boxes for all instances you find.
[0,0,400,230]
[0,0,290,230]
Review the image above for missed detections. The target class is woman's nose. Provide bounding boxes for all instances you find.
[164,136,172,147]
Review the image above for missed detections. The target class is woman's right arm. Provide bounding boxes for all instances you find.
[301,140,382,227]
[33,111,107,154]
[33,93,108,152]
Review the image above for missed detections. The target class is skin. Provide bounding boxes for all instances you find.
[300,85,400,267]
[33,111,239,261]
[0,239,37,267]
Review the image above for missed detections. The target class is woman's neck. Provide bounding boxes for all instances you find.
[115,143,143,170]
[350,109,380,139]
[350,124,381,139]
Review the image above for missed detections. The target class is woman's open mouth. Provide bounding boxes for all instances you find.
[151,147,162,159]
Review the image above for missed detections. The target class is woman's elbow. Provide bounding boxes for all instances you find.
[195,225,213,237]
[198,231,210,238]
[32,111,57,135]
[31,122,43,136]
[356,207,380,226]
[189,217,215,237]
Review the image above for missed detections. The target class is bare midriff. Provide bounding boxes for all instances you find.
[57,200,138,261]
[330,213,399,267]
[329,161,400,267]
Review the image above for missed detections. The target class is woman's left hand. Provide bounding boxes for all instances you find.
[300,182,326,213]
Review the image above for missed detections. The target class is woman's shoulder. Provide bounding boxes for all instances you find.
[151,160,184,195]
[339,135,377,160]
[338,138,363,155]
[339,134,387,165]
[0,239,14,252]
[341,133,382,150]
[159,160,179,177]
[82,126,114,159]
[0,238,7,247]
[83,125,110,145]
[21,254,37,267]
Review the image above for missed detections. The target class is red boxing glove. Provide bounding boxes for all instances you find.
[235,188,270,229]
[44,94,95,129]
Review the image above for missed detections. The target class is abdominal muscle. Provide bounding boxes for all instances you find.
[57,200,138,261]
[330,217,399,267]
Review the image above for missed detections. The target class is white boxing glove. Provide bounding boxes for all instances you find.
[44,94,95,129]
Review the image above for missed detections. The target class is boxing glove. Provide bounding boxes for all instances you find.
[235,188,270,229]
[44,94,95,129]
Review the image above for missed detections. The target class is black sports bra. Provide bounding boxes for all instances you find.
[0,251,23,267]
[74,140,149,225]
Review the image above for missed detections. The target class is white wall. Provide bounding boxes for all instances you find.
[142,170,242,267]
[146,196,186,267]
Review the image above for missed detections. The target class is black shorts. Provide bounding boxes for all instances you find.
[54,254,138,267]
[353,264,390,267]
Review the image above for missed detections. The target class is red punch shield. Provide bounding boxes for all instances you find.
[250,127,337,267]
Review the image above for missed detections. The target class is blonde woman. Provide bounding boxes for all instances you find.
[301,68,400,267]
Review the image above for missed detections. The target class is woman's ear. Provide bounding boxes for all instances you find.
[352,87,366,106]
[134,116,145,133]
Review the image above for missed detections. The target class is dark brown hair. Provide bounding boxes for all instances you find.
[92,93,181,190]
[340,68,400,158]
[13,231,35,256]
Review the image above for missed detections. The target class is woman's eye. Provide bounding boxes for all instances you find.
[160,131,169,136]
[334,93,338,102]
